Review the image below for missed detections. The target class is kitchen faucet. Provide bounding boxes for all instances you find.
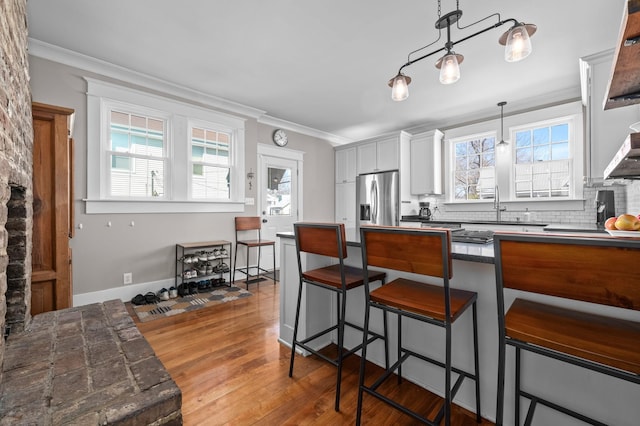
[494,185,507,221]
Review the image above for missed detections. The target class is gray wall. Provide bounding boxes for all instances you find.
[29,55,335,299]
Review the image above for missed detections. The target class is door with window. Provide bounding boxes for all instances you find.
[258,152,300,270]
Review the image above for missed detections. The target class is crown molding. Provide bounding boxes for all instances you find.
[28,38,355,145]
[257,115,353,146]
[28,38,267,119]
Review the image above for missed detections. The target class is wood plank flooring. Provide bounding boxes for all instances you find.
[129,281,493,425]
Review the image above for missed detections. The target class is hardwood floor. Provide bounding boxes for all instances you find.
[130,281,493,425]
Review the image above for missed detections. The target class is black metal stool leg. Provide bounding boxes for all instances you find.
[397,313,403,384]
[472,302,481,422]
[288,278,305,378]
[356,291,373,426]
[335,290,347,411]
[515,346,521,426]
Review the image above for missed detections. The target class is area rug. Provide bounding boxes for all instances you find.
[132,286,252,323]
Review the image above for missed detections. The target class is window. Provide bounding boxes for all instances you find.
[452,133,496,200]
[190,124,231,199]
[109,110,167,198]
[513,120,571,198]
[86,78,246,214]
[444,101,583,208]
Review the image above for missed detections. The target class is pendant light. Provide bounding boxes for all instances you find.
[497,101,508,151]
[387,0,536,101]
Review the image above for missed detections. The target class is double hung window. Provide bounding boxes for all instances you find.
[190,125,232,200]
[452,133,496,200]
[108,110,167,198]
[86,78,246,213]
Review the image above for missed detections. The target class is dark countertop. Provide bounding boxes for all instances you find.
[400,215,547,227]
[277,230,495,264]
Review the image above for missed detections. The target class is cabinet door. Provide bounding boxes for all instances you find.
[410,130,443,195]
[335,182,356,229]
[335,147,356,183]
[376,137,399,172]
[357,142,377,175]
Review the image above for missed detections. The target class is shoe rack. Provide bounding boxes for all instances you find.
[175,240,232,292]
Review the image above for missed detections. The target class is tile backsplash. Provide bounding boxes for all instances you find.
[421,184,632,225]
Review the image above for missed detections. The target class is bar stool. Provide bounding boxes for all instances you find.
[289,222,388,412]
[494,232,640,426]
[232,216,276,288]
[357,226,481,426]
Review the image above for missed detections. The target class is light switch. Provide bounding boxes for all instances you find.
[245,197,255,205]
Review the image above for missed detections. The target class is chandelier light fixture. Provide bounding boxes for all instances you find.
[389,0,536,101]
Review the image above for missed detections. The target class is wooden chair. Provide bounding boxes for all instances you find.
[232,217,276,288]
[356,226,481,426]
[494,232,640,425]
[289,222,388,412]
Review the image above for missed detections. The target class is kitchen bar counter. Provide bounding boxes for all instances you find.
[277,228,640,425]
[277,230,495,264]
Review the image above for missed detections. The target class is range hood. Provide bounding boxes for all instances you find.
[604,132,640,179]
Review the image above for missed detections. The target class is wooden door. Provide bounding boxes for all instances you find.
[31,102,74,315]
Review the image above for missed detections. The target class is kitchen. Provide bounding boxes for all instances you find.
[5,0,640,425]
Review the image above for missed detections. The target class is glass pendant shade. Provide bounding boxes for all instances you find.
[504,24,532,62]
[390,74,410,101]
[439,54,461,84]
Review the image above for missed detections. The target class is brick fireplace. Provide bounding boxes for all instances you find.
[0,2,182,423]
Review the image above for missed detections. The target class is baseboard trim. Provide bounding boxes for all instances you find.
[73,278,175,306]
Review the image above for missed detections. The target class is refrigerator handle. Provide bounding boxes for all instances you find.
[371,179,378,224]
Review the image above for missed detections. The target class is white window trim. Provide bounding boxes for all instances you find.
[443,101,584,212]
[85,77,247,214]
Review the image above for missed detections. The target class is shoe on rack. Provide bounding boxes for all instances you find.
[189,281,199,295]
[197,251,208,262]
[178,283,190,297]
[158,288,170,301]
[169,286,178,298]
[219,248,228,257]
[213,248,221,258]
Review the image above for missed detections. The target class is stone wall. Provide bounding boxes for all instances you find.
[0,0,33,371]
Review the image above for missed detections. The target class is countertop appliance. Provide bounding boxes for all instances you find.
[596,190,615,226]
[418,202,432,220]
[357,170,399,232]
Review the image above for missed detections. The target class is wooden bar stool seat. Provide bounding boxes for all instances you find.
[232,217,276,288]
[289,222,388,412]
[494,233,640,426]
[356,226,481,426]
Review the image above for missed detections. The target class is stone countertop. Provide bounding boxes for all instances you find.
[400,215,548,227]
[277,230,495,264]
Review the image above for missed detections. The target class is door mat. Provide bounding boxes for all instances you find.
[132,286,252,323]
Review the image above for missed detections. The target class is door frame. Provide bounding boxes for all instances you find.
[256,143,304,224]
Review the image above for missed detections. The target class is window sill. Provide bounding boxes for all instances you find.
[84,199,246,214]
[444,198,585,212]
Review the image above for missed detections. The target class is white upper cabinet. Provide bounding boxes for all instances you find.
[335,147,357,183]
[357,136,399,175]
[335,181,356,228]
[410,129,443,195]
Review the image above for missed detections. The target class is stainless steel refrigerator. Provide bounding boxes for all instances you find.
[356,170,399,232]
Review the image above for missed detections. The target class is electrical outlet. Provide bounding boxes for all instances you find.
[123,272,133,285]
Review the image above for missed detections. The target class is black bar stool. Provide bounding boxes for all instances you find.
[357,226,481,426]
[232,216,276,288]
[494,232,640,425]
[288,222,388,412]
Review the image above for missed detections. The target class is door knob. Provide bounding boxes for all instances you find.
[262,218,268,223]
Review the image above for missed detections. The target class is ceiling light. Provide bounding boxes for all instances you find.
[389,0,536,101]
[497,101,508,151]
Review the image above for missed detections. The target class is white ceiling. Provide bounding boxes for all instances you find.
[26,0,625,143]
